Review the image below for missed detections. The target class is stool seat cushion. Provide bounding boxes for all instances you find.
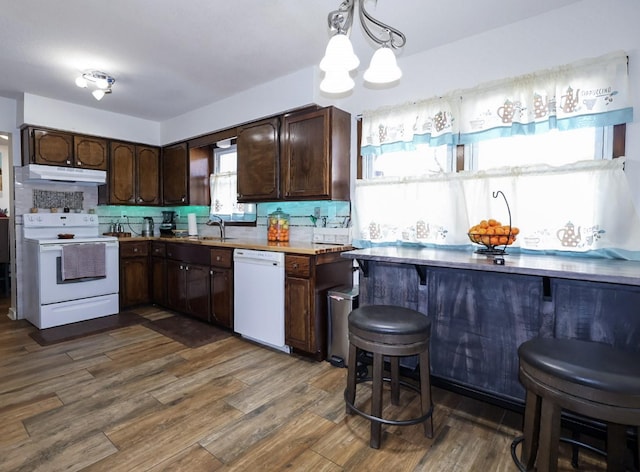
[348,305,431,336]
[519,338,640,396]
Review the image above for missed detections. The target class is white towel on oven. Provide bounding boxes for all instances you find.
[61,243,106,280]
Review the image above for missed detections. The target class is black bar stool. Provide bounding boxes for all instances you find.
[513,337,640,472]
[344,305,434,449]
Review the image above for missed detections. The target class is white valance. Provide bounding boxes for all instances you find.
[361,51,633,155]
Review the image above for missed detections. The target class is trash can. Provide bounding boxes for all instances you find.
[327,285,359,367]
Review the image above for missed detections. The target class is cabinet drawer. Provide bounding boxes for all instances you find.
[166,242,209,264]
[120,241,149,258]
[151,242,166,257]
[286,255,311,277]
[210,249,232,268]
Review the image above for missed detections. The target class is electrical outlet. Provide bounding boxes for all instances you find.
[120,211,127,218]
[314,207,321,219]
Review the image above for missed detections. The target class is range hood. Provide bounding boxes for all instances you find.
[26,164,106,185]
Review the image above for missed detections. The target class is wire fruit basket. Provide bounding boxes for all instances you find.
[467,191,519,255]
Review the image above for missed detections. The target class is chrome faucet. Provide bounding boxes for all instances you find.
[207,215,225,240]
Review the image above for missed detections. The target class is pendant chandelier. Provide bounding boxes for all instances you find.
[319,0,406,94]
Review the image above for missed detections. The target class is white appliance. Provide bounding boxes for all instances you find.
[23,213,119,329]
[27,164,107,185]
[233,248,289,353]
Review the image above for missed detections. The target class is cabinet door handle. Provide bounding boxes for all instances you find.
[77,161,82,166]
[66,160,71,165]
[133,248,138,253]
[293,263,298,269]
[216,256,221,261]
[185,266,189,271]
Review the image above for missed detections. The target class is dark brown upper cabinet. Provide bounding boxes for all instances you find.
[23,127,108,170]
[73,135,108,170]
[236,117,280,202]
[162,142,189,205]
[108,141,161,205]
[281,106,350,201]
[234,106,351,204]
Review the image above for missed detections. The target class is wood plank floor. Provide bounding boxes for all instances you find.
[0,300,608,471]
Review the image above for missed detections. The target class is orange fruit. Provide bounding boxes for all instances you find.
[479,220,489,228]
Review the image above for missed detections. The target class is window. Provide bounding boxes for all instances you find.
[467,127,612,171]
[209,143,256,222]
[359,125,613,180]
[362,143,454,179]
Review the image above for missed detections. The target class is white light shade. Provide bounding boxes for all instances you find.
[216,139,231,149]
[96,77,110,89]
[363,47,402,84]
[319,33,359,72]
[75,76,88,88]
[320,69,355,94]
[92,89,106,101]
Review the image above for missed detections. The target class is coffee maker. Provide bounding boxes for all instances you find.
[159,211,177,237]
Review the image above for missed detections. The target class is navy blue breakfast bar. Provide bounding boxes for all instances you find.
[341,247,640,408]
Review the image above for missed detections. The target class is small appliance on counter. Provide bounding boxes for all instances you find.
[159,211,177,237]
[141,217,154,237]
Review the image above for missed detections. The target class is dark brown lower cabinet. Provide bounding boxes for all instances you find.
[166,259,210,322]
[119,241,150,309]
[210,248,233,329]
[285,252,352,360]
[150,242,166,306]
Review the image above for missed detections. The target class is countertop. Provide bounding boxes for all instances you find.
[115,235,351,255]
[342,246,640,286]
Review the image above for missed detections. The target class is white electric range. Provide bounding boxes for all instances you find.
[23,213,119,329]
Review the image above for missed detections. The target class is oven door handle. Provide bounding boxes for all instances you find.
[39,242,119,252]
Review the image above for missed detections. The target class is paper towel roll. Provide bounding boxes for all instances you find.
[187,213,198,236]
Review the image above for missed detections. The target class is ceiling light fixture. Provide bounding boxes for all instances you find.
[75,70,116,101]
[320,0,406,94]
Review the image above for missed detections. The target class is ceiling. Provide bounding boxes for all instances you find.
[0,0,583,122]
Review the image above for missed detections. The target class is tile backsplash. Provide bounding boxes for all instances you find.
[32,189,84,210]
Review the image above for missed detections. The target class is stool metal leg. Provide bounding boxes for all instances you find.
[345,342,358,415]
[390,356,400,406]
[370,351,384,449]
[419,349,434,438]
[607,423,627,472]
[538,398,561,472]
[521,390,541,470]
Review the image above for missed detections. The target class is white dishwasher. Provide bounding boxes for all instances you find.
[233,248,290,353]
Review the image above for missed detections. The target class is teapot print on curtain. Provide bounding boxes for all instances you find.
[560,87,580,113]
[556,221,581,247]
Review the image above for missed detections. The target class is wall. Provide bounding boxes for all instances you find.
[0,144,9,214]
[161,68,316,145]
[21,94,161,145]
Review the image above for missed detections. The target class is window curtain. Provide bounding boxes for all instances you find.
[209,173,256,220]
[360,96,458,156]
[353,159,640,259]
[458,51,633,143]
[360,51,633,154]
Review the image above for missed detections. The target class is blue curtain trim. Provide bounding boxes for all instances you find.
[361,108,633,152]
